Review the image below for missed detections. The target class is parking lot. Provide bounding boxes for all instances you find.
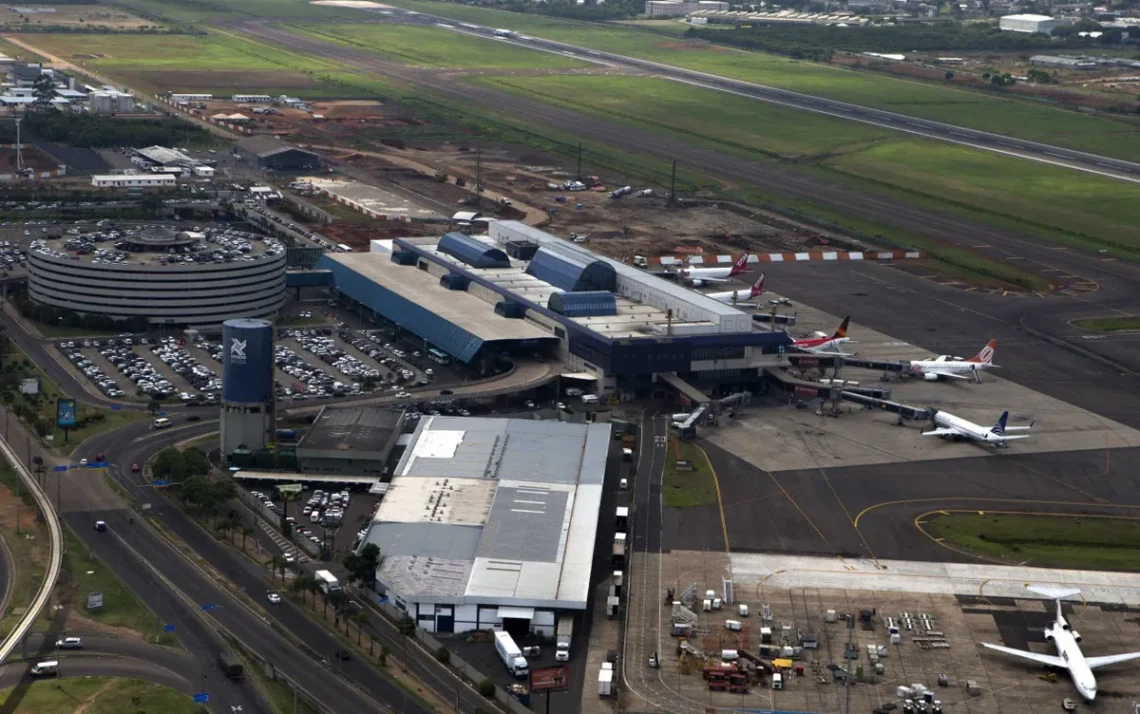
[243,483,380,560]
[58,335,223,404]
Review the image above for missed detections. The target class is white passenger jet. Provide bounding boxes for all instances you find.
[793,317,853,355]
[921,409,1031,447]
[982,586,1140,702]
[679,254,749,287]
[907,339,998,383]
[704,274,765,306]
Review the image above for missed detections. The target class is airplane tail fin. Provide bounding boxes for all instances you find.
[832,317,850,339]
[730,254,750,275]
[750,273,765,297]
[990,411,1009,437]
[968,339,997,365]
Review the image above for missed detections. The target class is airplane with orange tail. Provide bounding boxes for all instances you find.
[793,317,852,354]
[905,339,999,383]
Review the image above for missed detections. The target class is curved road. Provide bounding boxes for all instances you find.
[0,655,192,694]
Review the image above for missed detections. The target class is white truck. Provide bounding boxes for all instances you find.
[555,614,573,662]
[314,570,340,594]
[494,630,528,679]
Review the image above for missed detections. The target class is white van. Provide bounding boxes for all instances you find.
[581,394,599,405]
[30,661,58,678]
[310,510,321,523]
[152,417,172,429]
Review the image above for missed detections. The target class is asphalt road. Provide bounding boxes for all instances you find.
[420,18,1140,182]
[0,655,191,693]
[235,22,1140,284]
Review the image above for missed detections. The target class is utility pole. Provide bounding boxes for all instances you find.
[474,149,483,208]
[14,118,22,173]
[845,614,854,714]
[576,142,582,181]
[668,160,678,208]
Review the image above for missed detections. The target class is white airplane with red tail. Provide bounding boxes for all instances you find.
[679,254,749,287]
[704,273,765,306]
[907,339,999,383]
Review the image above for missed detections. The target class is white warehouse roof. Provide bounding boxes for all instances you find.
[363,416,610,610]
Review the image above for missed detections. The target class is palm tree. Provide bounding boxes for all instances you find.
[215,521,233,542]
[292,574,317,605]
[353,610,369,645]
[239,526,253,552]
[268,555,285,582]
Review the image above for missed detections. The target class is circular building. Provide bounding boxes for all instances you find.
[27,224,286,325]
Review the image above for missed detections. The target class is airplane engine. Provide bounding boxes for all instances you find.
[1044,629,1055,641]
[924,373,940,381]
[1071,630,1081,642]
[691,279,704,287]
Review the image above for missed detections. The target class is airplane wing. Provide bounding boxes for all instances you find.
[1001,435,1031,441]
[1085,652,1140,670]
[922,428,960,437]
[927,371,970,381]
[1003,426,1032,431]
[981,643,1067,668]
[695,277,730,284]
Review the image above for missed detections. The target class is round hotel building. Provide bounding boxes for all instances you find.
[27,224,286,325]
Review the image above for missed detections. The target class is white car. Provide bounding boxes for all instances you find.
[267,592,283,604]
[55,637,83,649]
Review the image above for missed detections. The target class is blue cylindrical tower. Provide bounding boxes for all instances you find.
[222,318,274,403]
[220,318,275,460]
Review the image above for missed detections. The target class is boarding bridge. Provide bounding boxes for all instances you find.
[657,371,710,407]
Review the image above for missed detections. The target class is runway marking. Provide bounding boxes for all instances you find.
[854,496,1140,530]
[763,468,832,548]
[692,441,730,553]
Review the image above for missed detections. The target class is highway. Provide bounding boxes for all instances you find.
[399,12,1140,183]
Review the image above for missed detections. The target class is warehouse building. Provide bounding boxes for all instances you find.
[296,405,405,476]
[999,14,1058,33]
[361,416,610,634]
[91,174,175,189]
[234,135,320,172]
[313,221,792,395]
[645,0,728,17]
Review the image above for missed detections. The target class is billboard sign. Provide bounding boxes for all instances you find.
[20,378,39,395]
[222,319,273,403]
[530,665,569,692]
[56,399,77,429]
[87,591,103,611]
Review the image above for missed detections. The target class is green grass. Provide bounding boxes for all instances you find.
[110,0,366,22]
[1073,317,1140,332]
[0,36,43,62]
[18,31,340,72]
[0,677,205,714]
[662,438,718,508]
[372,0,1140,160]
[928,513,1140,571]
[479,74,894,159]
[0,467,46,639]
[295,23,587,70]
[819,140,1140,255]
[235,645,319,714]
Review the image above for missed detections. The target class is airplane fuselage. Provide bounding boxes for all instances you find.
[795,337,849,354]
[907,359,990,380]
[1048,623,1097,701]
[931,411,1005,446]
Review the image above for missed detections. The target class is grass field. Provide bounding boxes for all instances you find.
[820,141,1140,254]
[369,0,1140,160]
[0,466,46,638]
[0,677,204,714]
[928,512,1140,571]
[662,438,718,508]
[480,74,894,159]
[295,23,587,70]
[0,4,162,31]
[1073,316,1140,332]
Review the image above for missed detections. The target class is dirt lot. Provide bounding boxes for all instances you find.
[0,4,159,31]
[0,145,61,173]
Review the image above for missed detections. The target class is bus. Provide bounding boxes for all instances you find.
[427,348,451,365]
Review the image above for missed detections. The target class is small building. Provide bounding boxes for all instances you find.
[999,13,1058,33]
[1029,54,1097,69]
[234,135,321,172]
[644,0,728,17]
[134,145,196,168]
[170,92,212,102]
[193,165,216,178]
[89,90,135,115]
[232,94,272,104]
[92,174,176,189]
[295,405,404,475]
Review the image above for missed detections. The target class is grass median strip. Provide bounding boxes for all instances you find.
[1073,317,1140,332]
[662,437,718,508]
[0,677,205,714]
[927,512,1140,570]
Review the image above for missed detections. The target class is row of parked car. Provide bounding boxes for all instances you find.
[285,330,380,382]
[347,332,430,387]
[151,338,221,395]
[60,346,126,398]
[274,344,360,400]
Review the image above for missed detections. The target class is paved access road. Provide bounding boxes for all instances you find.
[0,655,191,693]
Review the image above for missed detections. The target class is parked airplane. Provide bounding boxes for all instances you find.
[705,274,765,306]
[679,254,749,287]
[982,586,1140,701]
[793,317,852,354]
[922,409,1031,447]
[907,339,999,383]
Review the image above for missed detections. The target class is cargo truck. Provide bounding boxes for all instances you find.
[555,614,573,662]
[494,630,529,679]
[612,532,627,564]
[315,570,340,594]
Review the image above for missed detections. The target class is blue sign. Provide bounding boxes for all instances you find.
[56,398,77,429]
[111,404,123,411]
[156,411,166,417]
[87,461,110,469]
[200,604,217,611]
[53,465,67,472]
[164,624,176,632]
[193,693,209,703]
[152,480,171,487]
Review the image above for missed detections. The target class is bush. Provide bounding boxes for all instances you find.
[435,646,451,664]
[478,679,496,698]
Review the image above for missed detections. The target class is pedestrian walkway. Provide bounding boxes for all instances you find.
[256,519,309,563]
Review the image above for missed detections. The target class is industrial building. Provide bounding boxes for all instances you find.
[27,226,287,324]
[999,14,1058,33]
[132,146,197,168]
[232,94,272,103]
[89,89,135,115]
[360,416,610,634]
[296,405,405,476]
[644,0,728,17]
[313,221,792,396]
[220,318,275,457]
[234,135,320,172]
[169,93,213,103]
[91,174,175,189]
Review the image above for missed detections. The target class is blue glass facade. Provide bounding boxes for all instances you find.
[548,291,617,318]
[438,232,511,269]
[285,270,333,288]
[526,247,616,292]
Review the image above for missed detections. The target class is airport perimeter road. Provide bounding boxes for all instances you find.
[239,23,1135,273]
[399,13,1140,183]
[75,424,426,714]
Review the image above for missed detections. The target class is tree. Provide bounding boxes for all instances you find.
[239,526,252,552]
[353,610,368,645]
[342,543,381,586]
[269,555,287,582]
[944,70,954,81]
[292,574,317,604]
[31,74,55,112]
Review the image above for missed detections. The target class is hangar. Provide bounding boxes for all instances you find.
[235,135,320,172]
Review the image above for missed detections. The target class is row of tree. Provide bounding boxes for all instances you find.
[152,446,212,482]
[13,295,152,334]
[0,113,214,149]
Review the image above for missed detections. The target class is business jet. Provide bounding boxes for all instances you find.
[679,254,749,287]
[793,317,852,354]
[906,339,999,383]
[922,409,1031,447]
[982,586,1140,701]
[705,274,765,306]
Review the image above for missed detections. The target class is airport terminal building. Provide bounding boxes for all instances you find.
[313,221,792,394]
[359,416,610,635]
